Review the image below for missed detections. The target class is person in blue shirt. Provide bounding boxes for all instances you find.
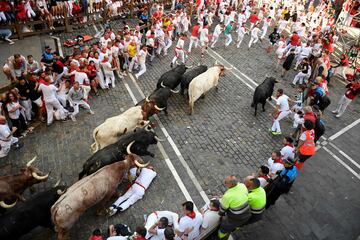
[265,157,298,209]
[41,46,54,66]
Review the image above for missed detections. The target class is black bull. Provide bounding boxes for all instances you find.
[156,64,187,90]
[79,128,159,179]
[251,77,278,116]
[180,65,208,95]
[0,186,66,239]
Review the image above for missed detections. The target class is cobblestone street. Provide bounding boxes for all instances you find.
[0,19,359,240]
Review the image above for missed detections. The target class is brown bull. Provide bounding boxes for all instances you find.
[51,154,149,240]
[0,157,50,209]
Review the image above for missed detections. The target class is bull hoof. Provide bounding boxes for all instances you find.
[96,208,106,216]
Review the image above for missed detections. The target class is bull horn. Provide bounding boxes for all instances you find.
[53,179,61,187]
[26,156,37,167]
[214,60,218,65]
[185,63,193,69]
[154,105,166,111]
[0,200,17,209]
[145,97,150,102]
[32,171,50,181]
[170,88,180,93]
[155,136,165,142]
[160,81,166,88]
[57,189,66,195]
[126,141,135,154]
[224,66,233,70]
[135,160,150,168]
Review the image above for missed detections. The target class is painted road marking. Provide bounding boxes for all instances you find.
[122,75,198,208]
[328,142,360,169]
[328,118,360,141]
[207,48,360,180]
[128,73,210,205]
[323,146,360,180]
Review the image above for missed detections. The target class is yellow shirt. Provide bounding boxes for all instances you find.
[128,44,137,58]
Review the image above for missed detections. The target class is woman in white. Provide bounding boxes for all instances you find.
[101,55,116,88]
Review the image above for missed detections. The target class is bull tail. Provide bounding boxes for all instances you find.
[90,129,100,154]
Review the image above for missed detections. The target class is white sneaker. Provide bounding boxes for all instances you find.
[335,114,341,118]
[89,110,95,115]
[108,207,117,216]
[70,115,77,122]
[332,110,338,114]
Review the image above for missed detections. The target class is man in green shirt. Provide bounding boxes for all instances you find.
[244,176,266,224]
[224,21,234,47]
[218,175,251,239]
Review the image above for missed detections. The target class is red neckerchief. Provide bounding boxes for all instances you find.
[285,143,294,148]
[101,59,107,63]
[186,211,196,219]
[274,157,283,164]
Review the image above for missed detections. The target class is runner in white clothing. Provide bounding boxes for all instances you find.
[270,89,291,135]
[236,24,246,48]
[199,25,209,58]
[260,17,271,40]
[108,167,157,216]
[248,23,261,48]
[171,34,187,67]
[145,211,179,239]
[210,23,223,48]
[135,46,148,79]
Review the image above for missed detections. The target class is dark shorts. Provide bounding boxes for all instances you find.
[298,154,312,163]
[219,213,251,233]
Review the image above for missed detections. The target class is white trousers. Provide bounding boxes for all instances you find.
[0,137,18,158]
[172,49,185,64]
[104,71,115,88]
[97,70,107,89]
[81,85,91,100]
[334,95,352,117]
[188,36,198,52]
[45,99,65,124]
[113,184,145,211]
[211,35,219,48]
[20,99,32,121]
[237,35,244,48]
[271,110,291,133]
[0,12,6,22]
[260,27,268,39]
[135,61,146,78]
[293,72,308,85]
[225,34,232,46]
[248,35,259,48]
[163,40,172,55]
[72,100,91,116]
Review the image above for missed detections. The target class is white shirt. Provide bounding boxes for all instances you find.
[199,27,209,42]
[6,102,21,119]
[176,212,203,240]
[267,157,285,174]
[74,71,89,85]
[213,24,222,37]
[39,84,58,102]
[258,176,269,188]
[251,27,260,38]
[135,168,157,189]
[137,49,147,63]
[281,145,295,160]
[276,95,290,112]
[176,38,185,49]
[201,210,220,229]
[0,124,12,141]
[237,26,246,37]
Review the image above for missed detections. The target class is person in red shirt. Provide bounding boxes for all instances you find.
[332,77,360,117]
[133,226,147,240]
[333,54,349,80]
[248,11,259,30]
[289,31,300,47]
[188,23,200,53]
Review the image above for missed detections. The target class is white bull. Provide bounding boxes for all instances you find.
[188,64,229,115]
[90,106,149,153]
